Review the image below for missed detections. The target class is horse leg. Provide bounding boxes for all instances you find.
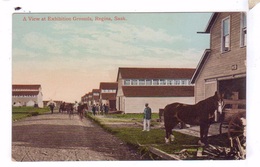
[203,124,210,145]
[199,123,210,146]
[165,120,178,144]
[165,127,171,144]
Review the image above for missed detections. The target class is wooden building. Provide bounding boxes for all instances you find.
[116,67,195,113]
[191,12,246,102]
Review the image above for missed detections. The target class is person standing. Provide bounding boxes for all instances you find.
[92,104,96,116]
[104,103,109,115]
[143,103,152,131]
[48,102,55,114]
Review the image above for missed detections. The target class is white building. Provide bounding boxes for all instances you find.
[12,84,44,108]
[116,68,195,113]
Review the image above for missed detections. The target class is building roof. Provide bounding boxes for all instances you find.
[197,12,219,34]
[101,93,116,100]
[191,49,211,84]
[92,89,100,93]
[12,84,41,90]
[117,67,195,80]
[121,86,194,97]
[13,91,40,96]
[100,82,118,89]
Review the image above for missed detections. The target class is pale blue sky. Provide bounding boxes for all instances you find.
[12,13,212,102]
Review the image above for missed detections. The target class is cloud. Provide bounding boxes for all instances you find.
[106,23,186,43]
[22,32,63,54]
[50,21,188,55]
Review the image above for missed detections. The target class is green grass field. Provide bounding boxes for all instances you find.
[12,106,50,121]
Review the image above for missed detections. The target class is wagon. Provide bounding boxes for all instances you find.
[218,98,246,159]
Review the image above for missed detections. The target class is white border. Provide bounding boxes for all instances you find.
[1,0,256,167]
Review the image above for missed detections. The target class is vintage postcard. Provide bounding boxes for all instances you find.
[1,0,258,166]
[11,11,247,161]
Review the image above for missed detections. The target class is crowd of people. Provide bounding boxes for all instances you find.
[91,103,110,115]
[48,101,152,132]
[47,101,110,118]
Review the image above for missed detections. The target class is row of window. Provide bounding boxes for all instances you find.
[13,95,37,97]
[93,93,99,96]
[123,79,192,86]
[221,13,246,53]
[101,89,117,93]
[13,89,40,91]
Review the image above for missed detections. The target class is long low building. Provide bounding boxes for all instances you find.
[12,84,44,108]
[116,67,195,113]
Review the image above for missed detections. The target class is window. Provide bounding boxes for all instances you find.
[93,93,99,96]
[139,79,145,85]
[124,79,131,86]
[222,17,230,52]
[181,80,187,85]
[131,79,138,85]
[174,80,180,85]
[167,79,174,85]
[153,79,159,85]
[159,79,167,85]
[146,79,152,85]
[240,12,247,47]
[187,79,191,85]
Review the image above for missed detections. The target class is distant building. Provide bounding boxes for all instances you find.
[99,82,118,111]
[12,84,44,108]
[81,93,89,104]
[92,89,100,105]
[116,67,195,113]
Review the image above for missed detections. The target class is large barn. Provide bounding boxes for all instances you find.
[12,84,44,108]
[191,12,246,102]
[116,67,195,113]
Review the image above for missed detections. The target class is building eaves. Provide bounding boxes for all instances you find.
[191,49,211,84]
[197,13,219,34]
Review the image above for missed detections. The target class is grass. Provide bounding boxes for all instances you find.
[12,106,50,121]
[86,112,231,159]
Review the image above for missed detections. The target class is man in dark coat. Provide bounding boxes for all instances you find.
[143,103,152,131]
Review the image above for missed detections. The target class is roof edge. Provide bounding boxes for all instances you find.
[197,13,219,34]
[191,49,211,84]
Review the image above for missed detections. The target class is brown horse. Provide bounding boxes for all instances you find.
[164,91,224,146]
[78,103,88,120]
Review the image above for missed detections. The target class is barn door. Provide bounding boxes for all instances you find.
[205,80,217,98]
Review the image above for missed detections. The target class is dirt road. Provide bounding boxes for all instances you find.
[12,111,142,161]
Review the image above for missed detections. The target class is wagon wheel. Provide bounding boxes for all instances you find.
[228,112,246,159]
[228,112,246,141]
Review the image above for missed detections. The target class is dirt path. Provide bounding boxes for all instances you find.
[12,111,142,161]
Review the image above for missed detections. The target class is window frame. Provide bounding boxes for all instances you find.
[124,79,131,86]
[221,16,231,53]
[146,79,152,85]
[240,12,247,47]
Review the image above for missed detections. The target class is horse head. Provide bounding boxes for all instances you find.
[214,91,224,114]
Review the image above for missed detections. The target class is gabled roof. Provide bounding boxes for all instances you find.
[12,84,41,90]
[191,49,211,84]
[99,82,118,89]
[13,91,40,96]
[92,89,100,93]
[197,13,219,34]
[117,67,195,81]
[121,86,194,97]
